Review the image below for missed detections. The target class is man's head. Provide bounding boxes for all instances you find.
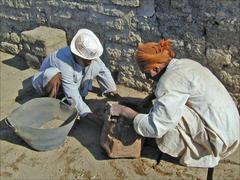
[70,29,103,66]
[135,39,175,81]
[73,54,92,67]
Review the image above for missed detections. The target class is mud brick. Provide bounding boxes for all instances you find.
[100,102,144,158]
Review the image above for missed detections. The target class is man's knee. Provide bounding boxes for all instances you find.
[45,72,62,98]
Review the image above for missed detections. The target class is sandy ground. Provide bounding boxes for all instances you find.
[0,51,239,180]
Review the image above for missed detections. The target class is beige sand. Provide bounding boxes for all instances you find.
[40,119,64,129]
[0,52,239,180]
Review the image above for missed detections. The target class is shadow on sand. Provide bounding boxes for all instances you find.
[68,98,109,160]
[1,54,40,104]
[15,76,41,104]
[0,54,38,150]
[2,55,29,71]
[0,118,35,150]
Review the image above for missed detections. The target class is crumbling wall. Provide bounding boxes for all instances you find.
[0,0,239,109]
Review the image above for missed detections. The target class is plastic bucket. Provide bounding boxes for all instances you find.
[6,97,78,151]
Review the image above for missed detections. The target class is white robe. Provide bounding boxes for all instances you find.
[133,58,239,167]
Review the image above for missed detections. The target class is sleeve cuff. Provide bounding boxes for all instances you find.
[101,86,117,96]
[80,112,91,118]
[79,106,92,117]
[133,113,168,138]
[133,113,148,136]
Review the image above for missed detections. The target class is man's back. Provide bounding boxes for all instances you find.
[161,58,239,150]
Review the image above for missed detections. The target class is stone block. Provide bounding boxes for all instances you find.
[0,32,10,41]
[105,19,125,31]
[0,42,19,55]
[206,48,232,69]
[137,0,155,17]
[111,0,139,7]
[21,26,67,56]
[31,46,46,57]
[10,32,21,43]
[100,7,125,17]
[25,53,41,69]
[21,26,67,69]
[100,102,144,158]
[206,23,239,48]
[105,46,122,58]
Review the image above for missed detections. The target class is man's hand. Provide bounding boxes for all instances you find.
[141,93,155,108]
[46,72,62,98]
[104,91,121,101]
[110,103,138,120]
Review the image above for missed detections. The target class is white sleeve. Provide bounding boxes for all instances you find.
[95,59,117,94]
[60,64,92,117]
[32,53,60,94]
[133,73,190,138]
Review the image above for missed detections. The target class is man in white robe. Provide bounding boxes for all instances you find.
[110,40,239,167]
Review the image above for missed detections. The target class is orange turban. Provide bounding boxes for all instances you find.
[136,39,176,72]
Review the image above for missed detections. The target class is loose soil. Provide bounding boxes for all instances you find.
[1,52,239,180]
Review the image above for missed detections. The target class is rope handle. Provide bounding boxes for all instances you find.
[60,97,76,109]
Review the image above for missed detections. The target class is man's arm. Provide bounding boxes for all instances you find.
[133,74,190,138]
[62,79,92,117]
[59,62,92,117]
[94,59,118,96]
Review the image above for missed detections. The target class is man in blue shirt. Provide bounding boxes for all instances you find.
[32,29,118,120]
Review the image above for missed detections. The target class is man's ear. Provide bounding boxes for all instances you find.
[155,63,166,72]
[154,67,161,73]
[137,42,143,48]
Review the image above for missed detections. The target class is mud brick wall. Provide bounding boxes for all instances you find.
[0,0,239,110]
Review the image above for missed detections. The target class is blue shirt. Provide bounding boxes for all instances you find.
[32,47,116,117]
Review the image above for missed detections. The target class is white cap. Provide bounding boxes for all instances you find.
[70,29,103,60]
